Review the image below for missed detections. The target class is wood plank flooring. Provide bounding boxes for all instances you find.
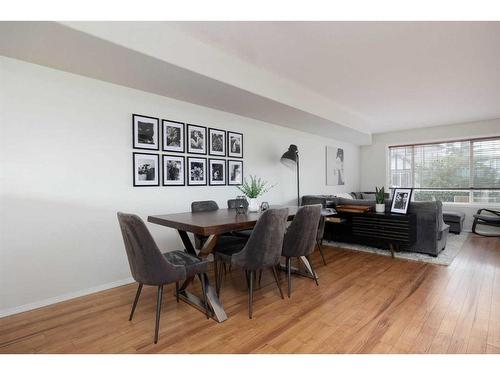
[0,234,498,353]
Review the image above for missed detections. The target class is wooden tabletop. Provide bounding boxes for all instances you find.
[148,206,298,236]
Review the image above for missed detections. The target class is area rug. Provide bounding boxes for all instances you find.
[325,232,469,266]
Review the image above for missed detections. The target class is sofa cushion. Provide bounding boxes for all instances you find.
[335,192,354,200]
[362,193,376,200]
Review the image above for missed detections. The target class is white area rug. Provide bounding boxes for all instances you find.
[325,232,469,266]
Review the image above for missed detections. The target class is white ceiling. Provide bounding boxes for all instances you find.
[170,21,500,133]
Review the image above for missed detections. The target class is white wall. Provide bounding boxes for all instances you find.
[360,118,500,230]
[0,56,360,316]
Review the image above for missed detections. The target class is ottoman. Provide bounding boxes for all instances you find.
[443,211,465,234]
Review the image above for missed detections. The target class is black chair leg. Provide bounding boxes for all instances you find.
[286,257,292,298]
[271,266,284,299]
[199,274,210,319]
[248,270,254,319]
[307,256,319,286]
[154,285,163,344]
[129,283,143,321]
[258,269,263,286]
[175,282,179,303]
[317,240,327,265]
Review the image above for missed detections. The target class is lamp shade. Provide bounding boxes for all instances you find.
[280,144,298,167]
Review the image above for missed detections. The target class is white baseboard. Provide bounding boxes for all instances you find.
[0,277,135,318]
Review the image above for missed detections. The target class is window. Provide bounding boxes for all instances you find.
[389,137,500,204]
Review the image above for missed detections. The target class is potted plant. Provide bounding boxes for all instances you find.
[237,175,274,212]
[375,186,385,213]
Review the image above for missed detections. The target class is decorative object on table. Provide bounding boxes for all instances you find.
[187,124,207,154]
[133,152,159,186]
[227,160,243,185]
[375,186,386,213]
[280,144,300,206]
[237,175,275,212]
[326,146,345,186]
[133,114,159,150]
[187,157,207,186]
[162,155,185,186]
[162,119,184,153]
[235,195,248,214]
[208,128,226,156]
[390,188,413,214]
[260,202,270,211]
[227,131,243,158]
[209,159,226,186]
[336,205,372,213]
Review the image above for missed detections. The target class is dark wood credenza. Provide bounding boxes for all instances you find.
[325,211,417,258]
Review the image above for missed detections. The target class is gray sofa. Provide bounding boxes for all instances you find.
[302,195,449,257]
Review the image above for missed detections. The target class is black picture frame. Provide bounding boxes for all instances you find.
[209,158,227,186]
[162,119,185,153]
[187,157,207,186]
[132,114,159,151]
[162,155,185,186]
[208,128,227,157]
[390,188,413,214]
[227,131,243,158]
[227,159,243,186]
[187,124,207,155]
[133,152,160,187]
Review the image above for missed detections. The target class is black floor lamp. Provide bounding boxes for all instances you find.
[280,144,300,206]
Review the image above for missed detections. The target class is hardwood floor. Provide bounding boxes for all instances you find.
[0,234,499,354]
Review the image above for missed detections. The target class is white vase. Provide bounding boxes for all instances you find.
[376,203,385,213]
[248,198,260,212]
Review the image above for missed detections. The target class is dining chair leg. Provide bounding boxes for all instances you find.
[317,240,327,265]
[248,270,254,319]
[129,283,143,321]
[258,269,263,286]
[307,256,319,286]
[286,257,292,298]
[175,282,179,303]
[271,266,284,299]
[154,285,163,344]
[200,274,210,319]
[244,269,250,289]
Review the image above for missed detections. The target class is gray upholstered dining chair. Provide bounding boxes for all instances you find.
[316,216,327,265]
[190,200,248,250]
[117,212,210,344]
[213,208,289,318]
[282,204,322,297]
[227,198,253,238]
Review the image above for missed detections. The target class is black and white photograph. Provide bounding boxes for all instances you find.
[209,128,226,156]
[227,131,243,158]
[390,188,413,214]
[209,159,226,186]
[162,155,185,186]
[187,124,207,154]
[133,114,159,150]
[162,120,185,153]
[133,152,159,186]
[187,157,207,185]
[228,160,243,185]
[326,146,345,186]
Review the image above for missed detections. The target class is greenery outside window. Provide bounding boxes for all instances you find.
[388,137,500,204]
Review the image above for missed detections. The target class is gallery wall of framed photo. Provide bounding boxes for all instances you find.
[132,113,244,187]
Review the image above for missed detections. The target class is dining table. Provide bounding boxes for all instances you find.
[148,205,318,322]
